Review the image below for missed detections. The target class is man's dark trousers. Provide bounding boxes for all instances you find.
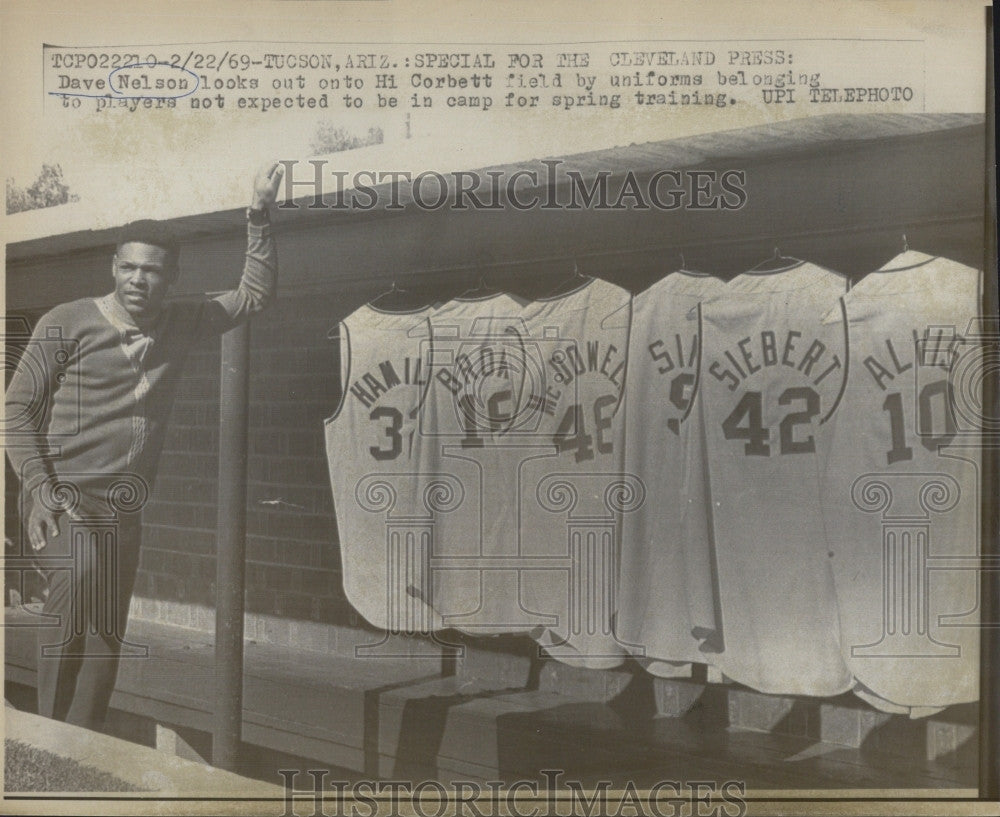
[35,510,143,730]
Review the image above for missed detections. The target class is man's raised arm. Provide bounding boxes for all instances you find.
[200,162,285,335]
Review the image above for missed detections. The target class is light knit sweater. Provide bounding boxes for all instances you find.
[5,220,277,510]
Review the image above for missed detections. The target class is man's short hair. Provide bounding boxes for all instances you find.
[116,220,181,270]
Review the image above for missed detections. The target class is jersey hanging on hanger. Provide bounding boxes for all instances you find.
[698,261,854,696]
[617,271,727,677]
[421,291,557,635]
[514,277,634,669]
[820,251,982,712]
[324,303,443,635]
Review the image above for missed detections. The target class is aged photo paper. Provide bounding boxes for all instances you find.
[1,1,996,815]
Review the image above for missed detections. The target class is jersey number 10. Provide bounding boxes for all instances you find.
[881,380,957,464]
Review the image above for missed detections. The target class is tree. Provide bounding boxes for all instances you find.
[6,164,79,215]
[310,124,383,156]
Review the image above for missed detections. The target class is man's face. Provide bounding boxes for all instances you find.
[112,243,177,321]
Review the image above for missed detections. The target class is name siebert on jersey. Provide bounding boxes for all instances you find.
[707,328,843,391]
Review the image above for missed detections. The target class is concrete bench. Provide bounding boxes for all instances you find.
[4,606,979,790]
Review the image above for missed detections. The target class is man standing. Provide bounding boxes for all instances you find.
[5,163,284,730]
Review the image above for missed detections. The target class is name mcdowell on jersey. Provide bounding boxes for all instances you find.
[432,338,626,419]
[548,340,626,390]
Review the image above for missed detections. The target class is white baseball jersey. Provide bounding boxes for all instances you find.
[515,278,633,669]
[324,304,443,633]
[617,271,727,676]
[422,292,552,635]
[698,261,853,696]
[821,251,982,711]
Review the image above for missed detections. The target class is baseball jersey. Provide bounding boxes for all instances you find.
[421,291,553,635]
[617,271,727,676]
[324,303,443,633]
[515,277,633,669]
[821,251,982,711]
[697,261,854,696]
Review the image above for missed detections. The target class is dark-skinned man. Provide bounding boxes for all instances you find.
[5,162,284,730]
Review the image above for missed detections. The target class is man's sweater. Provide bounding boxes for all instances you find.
[5,220,277,511]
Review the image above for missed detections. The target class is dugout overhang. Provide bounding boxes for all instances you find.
[5,111,986,293]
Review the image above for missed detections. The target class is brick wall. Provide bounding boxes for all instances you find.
[134,289,364,629]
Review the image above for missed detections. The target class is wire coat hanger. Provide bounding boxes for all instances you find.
[750,245,802,272]
[327,280,410,337]
[457,272,501,300]
[597,255,630,330]
[457,249,503,300]
[370,280,408,304]
[676,251,713,278]
[542,258,591,299]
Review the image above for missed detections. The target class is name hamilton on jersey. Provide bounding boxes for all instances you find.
[349,356,428,408]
